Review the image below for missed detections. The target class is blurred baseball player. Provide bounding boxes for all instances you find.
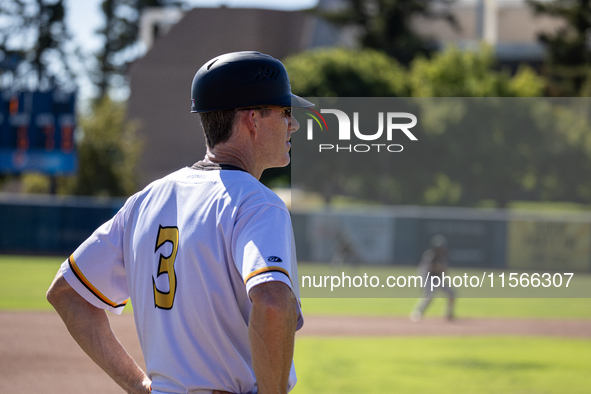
[47,51,312,394]
[330,227,358,268]
[410,234,455,322]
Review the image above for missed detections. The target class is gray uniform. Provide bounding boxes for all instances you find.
[411,246,455,321]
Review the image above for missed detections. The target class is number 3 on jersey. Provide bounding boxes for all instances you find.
[153,226,179,309]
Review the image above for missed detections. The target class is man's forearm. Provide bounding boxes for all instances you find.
[47,273,151,394]
[249,282,297,394]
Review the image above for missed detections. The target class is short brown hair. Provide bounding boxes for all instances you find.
[198,108,272,148]
[198,109,238,148]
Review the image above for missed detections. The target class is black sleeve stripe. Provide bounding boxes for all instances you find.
[68,256,128,309]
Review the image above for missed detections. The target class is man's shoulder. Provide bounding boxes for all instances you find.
[144,166,288,212]
[123,168,190,206]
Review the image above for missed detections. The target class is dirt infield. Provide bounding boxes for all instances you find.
[299,315,591,338]
[1,311,590,393]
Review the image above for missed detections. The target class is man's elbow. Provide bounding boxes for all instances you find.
[46,272,71,309]
[250,282,297,323]
[259,298,295,324]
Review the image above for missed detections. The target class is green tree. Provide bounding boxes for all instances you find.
[320,0,457,65]
[64,97,141,196]
[0,0,76,89]
[285,46,551,208]
[285,47,408,97]
[534,100,591,203]
[409,46,545,97]
[284,48,408,203]
[409,46,554,208]
[528,0,591,96]
[95,0,184,99]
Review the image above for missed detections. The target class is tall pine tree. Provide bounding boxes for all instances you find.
[95,0,184,99]
[320,0,457,65]
[0,0,75,90]
[528,0,591,96]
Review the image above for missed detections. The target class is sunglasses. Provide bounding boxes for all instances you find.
[239,106,292,118]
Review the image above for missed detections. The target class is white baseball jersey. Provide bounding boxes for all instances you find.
[60,162,303,394]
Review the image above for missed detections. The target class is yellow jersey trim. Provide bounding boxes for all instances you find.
[68,255,129,309]
[244,266,290,285]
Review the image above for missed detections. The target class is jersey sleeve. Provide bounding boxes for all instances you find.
[234,204,294,293]
[59,200,133,315]
[233,204,303,329]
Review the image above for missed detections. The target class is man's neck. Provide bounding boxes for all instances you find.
[204,147,262,180]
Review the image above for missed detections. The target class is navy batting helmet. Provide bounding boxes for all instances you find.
[190,51,313,113]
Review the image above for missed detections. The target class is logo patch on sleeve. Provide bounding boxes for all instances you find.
[267,256,283,263]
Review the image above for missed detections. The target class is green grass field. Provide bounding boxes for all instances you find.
[1,255,590,393]
[2,255,590,318]
[293,337,591,394]
[0,255,63,310]
[301,297,591,319]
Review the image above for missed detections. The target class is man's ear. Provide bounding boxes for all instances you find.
[231,109,255,139]
[244,109,259,136]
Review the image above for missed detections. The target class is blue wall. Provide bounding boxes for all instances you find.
[0,195,124,255]
[292,207,591,272]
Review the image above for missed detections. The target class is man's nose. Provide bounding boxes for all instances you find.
[290,114,300,132]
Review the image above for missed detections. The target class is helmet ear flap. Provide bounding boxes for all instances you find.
[190,51,313,113]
